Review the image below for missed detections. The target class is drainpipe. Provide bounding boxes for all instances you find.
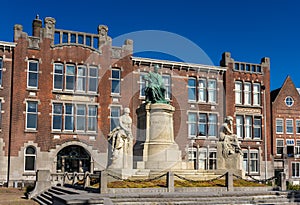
[262,85,267,181]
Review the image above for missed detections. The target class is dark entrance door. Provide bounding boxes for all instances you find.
[57,145,91,173]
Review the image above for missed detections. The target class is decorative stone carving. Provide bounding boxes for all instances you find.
[108,108,133,169]
[44,17,56,39]
[217,116,243,174]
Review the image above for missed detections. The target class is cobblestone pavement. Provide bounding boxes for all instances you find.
[0,188,38,205]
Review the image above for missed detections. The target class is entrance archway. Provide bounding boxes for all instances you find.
[56,145,91,173]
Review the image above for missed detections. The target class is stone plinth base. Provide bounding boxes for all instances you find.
[135,103,183,171]
[217,142,244,176]
[107,168,138,180]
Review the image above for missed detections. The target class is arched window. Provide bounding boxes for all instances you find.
[25,146,36,171]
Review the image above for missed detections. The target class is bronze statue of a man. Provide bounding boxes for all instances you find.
[143,64,169,104]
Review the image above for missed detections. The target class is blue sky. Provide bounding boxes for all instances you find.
[1,0,298,90]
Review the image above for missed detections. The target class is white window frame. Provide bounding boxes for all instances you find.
[65,64,75,91]
[27,60,39,89]
[76,65,86,92]
[244,82,251,105]
[139,72,147,98]
[249,150,259,174]
[244,116,252,138]
[295,140,300,155]
[208,149,217,170]
[286,119,294,134]
[207,79,217,103]
[76,104,86,132]
[188,112,197,138]
[198,78,207,102]
[24,146,36,172]
[188,77,196,102]
[198,148,207,170]
[64,104,74,131]
[276,139,284,155]
[110,106,121,131]
[292,162,300,178]
[88,66,98,93]
[253,83,260,105]
[52,103,62,131]
[26,101,38,130]
[111,68,121,95]
[235,81,242,104]
[208,114,217,137]
[163,74,171,100]
[236,115,243,138]
[88,105,97,132]
[253,117,262,139]
[53,63,64,90]
[296,120,300,134]
[276,118,283,134]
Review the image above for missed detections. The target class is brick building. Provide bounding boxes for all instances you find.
[271,76,300,183]
[0,41,15,184]
[220,52,272,179]
[0,16,274,185]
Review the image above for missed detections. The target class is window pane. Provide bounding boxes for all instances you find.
[76,105,85,131]
[198,79,206,102]
[111,69,120,94]
[208,114,217,136]
[29,61,38,71]
[276,119,283,133]
[27,114,37,129]
[110,107,120,131]
[25,156,35,171]
[188,78,196,101]
[198,114,207,136]
[236,116,243,138]
[208,80,216,103]
[286,119,294,134]
[254,117,261,139]
[26,147,35,154]
[235,82,242,104]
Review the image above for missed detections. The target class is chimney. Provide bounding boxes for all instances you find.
[32,15,42,37]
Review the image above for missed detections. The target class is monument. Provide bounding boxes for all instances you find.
[135,65,186,171]
[107,108,134,176]
[217,116,243,175]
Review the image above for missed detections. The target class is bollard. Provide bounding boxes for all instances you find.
[100,171,108,194]
[167,171,174,192]
[225,171,233,192]
[84,172,90,189]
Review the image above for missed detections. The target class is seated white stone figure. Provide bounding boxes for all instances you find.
[219,116,243,158]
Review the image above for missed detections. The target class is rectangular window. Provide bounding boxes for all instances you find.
[276,139,284,155]
[52,103,62,130]
[27,60,39,89]
[295,140,300,155]
[236,115,243,138]
[0,57,3,87]
[198,78,206,102]
[244,83,251,105]
[188,78,196,101]
[208,79,216,103]
[188,113,197,137]
[77,66,86,92]
[292,162,300,178]
[243,151,248,172]
[276,118,283,134]
[76,105,86,131]
[111,69,120,94]
[65,65,75,91]
[110,106,120,131]
[253,117,262,139]
[139,73,147,97]
[88,105,97,132]
[188,148,197,162]
[253,83,260,105]
[208,150,217,170]
[208,114,217,137]
[235,81,242,104]
[234,63,239,70]
[88,66,98,92]
[250,151,259,173]
[245,116,252,138]
[198,114,207,136]
[199,150,207,170]
[64,104,74,131]
[54,63,64,90]
[163,75,171,100]
[286,119,294,134]
[296,120,300,134]
[26,101,38,130]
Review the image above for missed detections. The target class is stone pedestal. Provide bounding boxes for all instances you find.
[135,103,182,171]
[217,142,243,176]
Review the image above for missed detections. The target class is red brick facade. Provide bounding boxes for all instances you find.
[0,16,280,185]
